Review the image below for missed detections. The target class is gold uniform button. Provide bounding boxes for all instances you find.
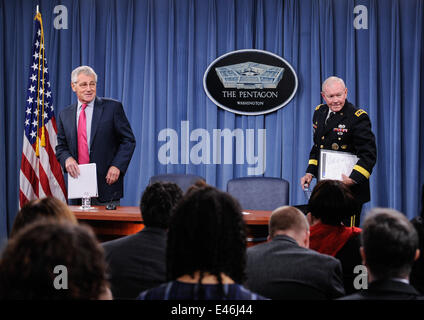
[338,137,341,140]
[320,145,324,149]
[321,136,325,140]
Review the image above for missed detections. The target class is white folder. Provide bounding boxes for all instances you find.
[319,149,358,181]
[67,163,98,199]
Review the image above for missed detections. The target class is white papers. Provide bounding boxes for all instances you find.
[67,163,98,199]
[319,150,358,181]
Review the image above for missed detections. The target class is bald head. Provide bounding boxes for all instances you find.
[269,206,310,247]
[321,76,346,92]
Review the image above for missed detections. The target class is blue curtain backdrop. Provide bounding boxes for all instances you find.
[0,0,423,242]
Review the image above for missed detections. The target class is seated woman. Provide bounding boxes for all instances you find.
[137,186,266,300]
[0,221,111,300]
[307,179,362,294]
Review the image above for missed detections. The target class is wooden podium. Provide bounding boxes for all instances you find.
[71,205,271,245]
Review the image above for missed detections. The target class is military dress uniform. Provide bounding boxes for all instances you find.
[306,101,377,221]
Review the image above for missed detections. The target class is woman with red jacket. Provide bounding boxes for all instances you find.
[307,179,362,294]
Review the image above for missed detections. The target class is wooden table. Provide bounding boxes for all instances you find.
[71,206,271,245]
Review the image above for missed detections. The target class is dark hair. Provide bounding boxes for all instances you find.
[308,180,357,225]
[166,186,247,285]
[0,221,109,299]
[140,182,183,229]
[185,179,208,195]
[11,197,77,237]
[362,208,418,279]
[410,216,424,293]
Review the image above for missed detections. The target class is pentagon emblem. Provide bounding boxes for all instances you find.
[204,49,298,115]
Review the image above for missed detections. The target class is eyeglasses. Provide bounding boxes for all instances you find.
[76,81,97,89]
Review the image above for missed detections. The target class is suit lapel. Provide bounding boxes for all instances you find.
[320,106,347,136]
[90,97,104,148]
[322,113,340,136]
[315,106,329,138]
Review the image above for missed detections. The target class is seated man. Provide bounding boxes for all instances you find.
[245,206,345,299]
[103,182,183,299]
[340,208,423,300]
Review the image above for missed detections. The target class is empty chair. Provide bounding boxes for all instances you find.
[148,174,205,193]
[227,177,289,211]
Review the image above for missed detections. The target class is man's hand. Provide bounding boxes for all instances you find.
[300,173,313,190]
[341,174,355,186]
[65,157,80,178]
[106,166,120,185]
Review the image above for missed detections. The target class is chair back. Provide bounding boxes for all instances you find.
[226,177,289,211]
[148,173,205,193]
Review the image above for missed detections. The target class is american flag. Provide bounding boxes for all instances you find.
[19,12,67,207]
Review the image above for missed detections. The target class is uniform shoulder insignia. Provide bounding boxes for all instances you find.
[315,104,323,110]
[355,109,368,117]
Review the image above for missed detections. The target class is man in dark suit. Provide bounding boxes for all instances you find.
[56,66,136,204]
[340,208,423,300]
[301,76,377,226]
[245,206,345,299]
[102,182,183,299]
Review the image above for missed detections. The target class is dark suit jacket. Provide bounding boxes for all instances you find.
[102,227,167,300]
[335,233,362,294]
[56,97,136,202]
[245,235,345,299]
[339,279,424,300]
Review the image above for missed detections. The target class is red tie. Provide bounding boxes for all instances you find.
[77,104,89,164]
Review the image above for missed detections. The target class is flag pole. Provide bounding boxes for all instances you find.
[20,4,68,206]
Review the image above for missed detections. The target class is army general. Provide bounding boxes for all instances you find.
[300,76,377,226]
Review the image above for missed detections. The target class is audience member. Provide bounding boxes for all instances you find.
[0,221,111,300]
[184,178,208,195]
[421,184,424,217]
[410,216,424,294]
[103,182,183,299]
[410,186,424,293]
[307,179,362,294]
[10,196,77,237]
[245,206,345,299]
[138,186,266,300]
[340,208,423,300]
